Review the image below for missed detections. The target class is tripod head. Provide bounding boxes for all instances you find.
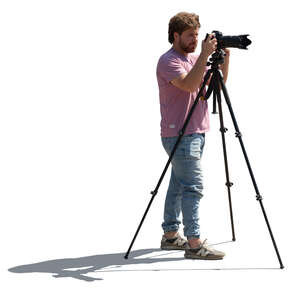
[207,49,226,69]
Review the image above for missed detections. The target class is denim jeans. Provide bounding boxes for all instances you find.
[161,133,205,239]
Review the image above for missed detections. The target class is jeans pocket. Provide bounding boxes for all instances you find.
[185,136,202,160]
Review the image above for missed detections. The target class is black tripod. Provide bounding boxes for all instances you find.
[124,49,284,269]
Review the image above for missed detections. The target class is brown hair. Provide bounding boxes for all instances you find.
[168,12,200,44]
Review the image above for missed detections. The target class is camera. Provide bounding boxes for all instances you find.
[209,30,252,50]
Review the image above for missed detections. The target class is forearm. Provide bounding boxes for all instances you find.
[220,51,230,83]
[181,52,209,92]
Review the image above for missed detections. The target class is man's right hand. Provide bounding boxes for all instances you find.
[201,33,218,58]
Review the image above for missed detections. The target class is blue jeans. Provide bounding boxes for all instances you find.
[161,133,205,239]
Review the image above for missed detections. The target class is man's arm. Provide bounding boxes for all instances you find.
[171,52,209,93]
[170,34,217,93]
[219,48,230,83]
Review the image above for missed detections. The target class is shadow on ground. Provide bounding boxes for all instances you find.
[8,241,280,281]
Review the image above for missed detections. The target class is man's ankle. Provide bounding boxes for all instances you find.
[164,231,178,239]
[188,238,202,249]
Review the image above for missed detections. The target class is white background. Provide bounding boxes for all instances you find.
[1,0,299,287]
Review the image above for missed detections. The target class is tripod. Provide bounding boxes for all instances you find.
[124,49,284,269]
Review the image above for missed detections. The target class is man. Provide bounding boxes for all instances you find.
[156,12,230,260]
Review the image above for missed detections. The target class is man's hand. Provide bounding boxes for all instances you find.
[201,33,218,58]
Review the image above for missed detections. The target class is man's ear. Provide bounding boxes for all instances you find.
[173,32,179,42]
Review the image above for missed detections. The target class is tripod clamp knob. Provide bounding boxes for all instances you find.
[151,190,157,196]
[256,194,263,201]
[225,182,233,187]
[220,127,228,133]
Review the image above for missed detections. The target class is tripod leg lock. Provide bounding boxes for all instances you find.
[151,190,157,196]
[235,131,242,138]
[256,194,263,201]
[225,182,233,187]
[220,127,228,133]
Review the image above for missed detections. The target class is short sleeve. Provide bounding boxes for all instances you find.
[157,56,186,83]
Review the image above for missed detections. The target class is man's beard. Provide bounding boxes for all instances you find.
[179,38,197,53]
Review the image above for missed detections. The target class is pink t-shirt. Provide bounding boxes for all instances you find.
[156,47,210,137]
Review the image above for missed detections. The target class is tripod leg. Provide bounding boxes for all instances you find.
[216,70,284,269]
[215,86,236,241]
[124,153,172,259]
